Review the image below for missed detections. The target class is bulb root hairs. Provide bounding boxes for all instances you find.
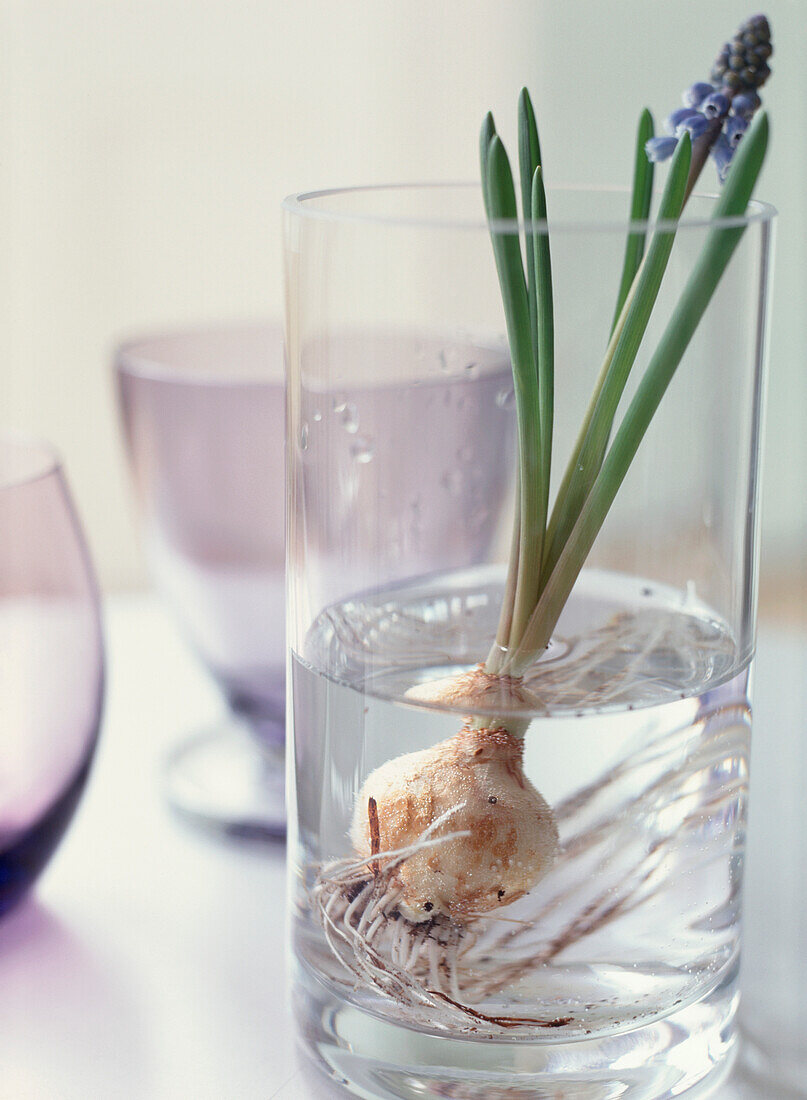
[312,810,569,1030]
[309,698,748,1031]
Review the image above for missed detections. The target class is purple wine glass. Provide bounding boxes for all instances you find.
[0,437,104,917]
[115,325,286,837]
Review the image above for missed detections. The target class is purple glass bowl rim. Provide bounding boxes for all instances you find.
[0,434,63,492]
[282,181,777,234]
[114,320,285,386]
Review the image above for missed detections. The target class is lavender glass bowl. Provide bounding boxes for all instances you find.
[116,325,286,837]
[0,437,104,917]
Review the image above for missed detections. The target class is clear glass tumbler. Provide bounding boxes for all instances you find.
[116,325,286,837]
[0,437,104,917]
[284,184,776,1099]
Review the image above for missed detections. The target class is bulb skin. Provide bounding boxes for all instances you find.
[350,725,558,924]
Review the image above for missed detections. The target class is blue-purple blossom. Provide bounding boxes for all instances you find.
[732,92,761,117]
[643,14,772,184]
[665,107,700,134]
[711,133,733,182]
[701,92,730,119]
[725,115,749,144]
[676,113,709,139]
[712,14,772,91]
[645,135,678,163]
[682,81,715,108]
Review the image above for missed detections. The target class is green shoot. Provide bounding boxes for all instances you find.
[483,100,555,666]
[479,111,497,216]
[540,131,692,584]
[484,135,545,667]
[481,111,523,662]
[611,108,656,334]
[531,165,554,530]
[480,70,768,682]
[518,89,542,359]
[506,110,769,675]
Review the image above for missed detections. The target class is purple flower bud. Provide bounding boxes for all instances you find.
[645,135,678,163]
[682,81,716,108]
[731,92,760,118]
[710,132,733,183]
[665,107,700,134]
[701,92,730,119]
[676,113,709,140]
[724,114,748,145]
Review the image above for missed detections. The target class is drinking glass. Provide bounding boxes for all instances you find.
[116,325,286,837]
[0,436,104,916]
[284,184,775,1098]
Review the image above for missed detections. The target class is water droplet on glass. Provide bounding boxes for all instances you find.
[340,402,359,434]
[465,361,477,375]
[313,411,322,423]
[438,350,448,373]
[470,507,490,532]
[440,469,464,494]
[332,394,347,414]
[351,437,374,463]
[496,386,515,410]
[299,422,309,451]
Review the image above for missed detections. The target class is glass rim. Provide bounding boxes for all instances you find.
[0,433,62,491]
[282,180,777,234]
[114,320,284,386]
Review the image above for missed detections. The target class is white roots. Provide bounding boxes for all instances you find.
[312,804,571,1032]
[314,807,469,1018]
[309,694,749,1036]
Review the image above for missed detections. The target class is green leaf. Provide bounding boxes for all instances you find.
[518,88,542,357]
[511,111,769,672]
[531,165,554,524]
[541,131,692,583]
[485,135,545,658]
[479,112,497,217]
[481,117,521,667]
[483,116,519,660]
[611,108,655,334]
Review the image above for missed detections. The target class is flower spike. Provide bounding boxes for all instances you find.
[644,13,772,189]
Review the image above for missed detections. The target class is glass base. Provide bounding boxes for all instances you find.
[293,960,738,1100]
[0,755,93,919]
[163,718,285,839]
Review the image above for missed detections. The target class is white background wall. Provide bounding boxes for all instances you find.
[0,0,802,590]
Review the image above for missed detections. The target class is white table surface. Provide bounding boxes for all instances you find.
[0,596,785,1099]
